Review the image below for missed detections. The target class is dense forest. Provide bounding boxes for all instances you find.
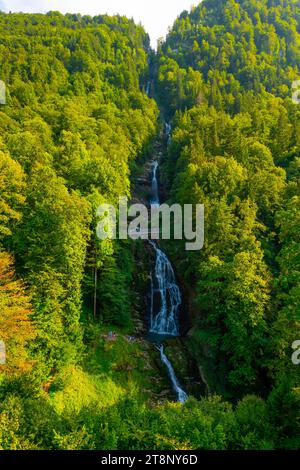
[0,1,300,450]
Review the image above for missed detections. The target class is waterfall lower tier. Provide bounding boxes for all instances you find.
[158,344,188,403]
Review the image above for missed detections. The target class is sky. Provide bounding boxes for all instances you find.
[0,1,197,47]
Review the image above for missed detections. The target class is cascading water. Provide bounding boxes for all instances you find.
[165,122,172,145]
[148,154,188,403]
[146,81,151,96]
[149,241,181,336]
[157,345,188,403]
[150,160,159,207]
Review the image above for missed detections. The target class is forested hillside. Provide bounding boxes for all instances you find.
[0,10,157,367]
[155,0,300,443]
[0,1,299,451]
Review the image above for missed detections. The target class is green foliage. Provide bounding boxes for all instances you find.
[157,0,300,114]
[155,3,300,448]
[0,2,299,451]
[0,149,25,240]
[0,11,157,373]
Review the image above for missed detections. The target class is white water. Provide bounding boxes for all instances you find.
[148,154,188,403]
[150,160,160,207]
[165,122,172,145]
[149,159,181,335]
[146,81,151,96]
[165,122,171,135]
[149,241,181,336]
[158,344,188,403]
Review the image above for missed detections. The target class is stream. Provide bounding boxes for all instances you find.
[148,156,188,404]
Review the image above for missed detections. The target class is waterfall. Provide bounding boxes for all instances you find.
[146,81,151,96]
[165,122,172,146]
[158,344,188,403]
[150,160,159,207]
[149,241,181,336]
[147,154,188,403]
[149,159,181,336]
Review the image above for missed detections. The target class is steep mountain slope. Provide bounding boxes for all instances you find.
[0,3,299,450]
[155,0,300,440]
